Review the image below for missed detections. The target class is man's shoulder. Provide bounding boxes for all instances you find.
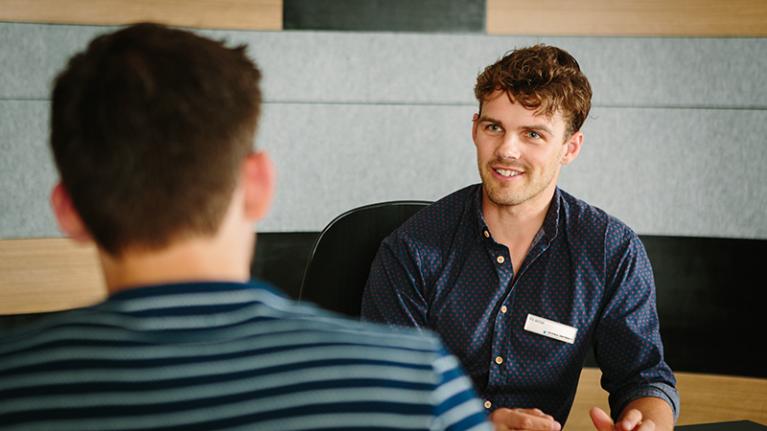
[263,287,445,353]
[206,282,448,358]
[0,281,444,362]
[558,189,638,242]
[392,184,478,242]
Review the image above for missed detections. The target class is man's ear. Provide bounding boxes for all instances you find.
[471,113,480,144]
[561,131,584,165]
[50,182,91,243]
[242,151,275,221]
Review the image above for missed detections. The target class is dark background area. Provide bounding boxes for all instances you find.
[2,233,764,378]
[249,232,767,378]
[284,0,485,32]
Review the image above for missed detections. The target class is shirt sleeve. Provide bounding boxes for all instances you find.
[361,231,430,328]
[431,346,492,431]
[596,224,681,422]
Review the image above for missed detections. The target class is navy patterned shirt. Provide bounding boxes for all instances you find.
[362,184,679,426]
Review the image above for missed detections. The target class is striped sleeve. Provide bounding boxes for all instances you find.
[431,346,491,431]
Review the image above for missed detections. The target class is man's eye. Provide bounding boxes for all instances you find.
[485,124,502,133]
[527,131,541,139]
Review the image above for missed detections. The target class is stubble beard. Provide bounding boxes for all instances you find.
[479,159,559,208]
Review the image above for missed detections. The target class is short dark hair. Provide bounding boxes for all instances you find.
[474,44,592,137]
[50,23,262,256]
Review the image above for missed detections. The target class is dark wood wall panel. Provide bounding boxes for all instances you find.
[284,0,484,32]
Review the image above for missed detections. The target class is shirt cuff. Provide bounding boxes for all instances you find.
[613,382,680,423]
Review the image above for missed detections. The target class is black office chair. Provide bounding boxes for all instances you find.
[298,201,431,317]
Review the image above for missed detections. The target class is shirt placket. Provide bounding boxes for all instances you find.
[482,227,514,407]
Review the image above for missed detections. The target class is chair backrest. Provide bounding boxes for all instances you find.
[299,201,431,317]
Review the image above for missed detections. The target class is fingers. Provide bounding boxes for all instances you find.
[589,406,614,431]
[617,409,644,431]
[618,409,642,430]
[636,419,656,431]
[490,407,561,431]
[615,409,656,431]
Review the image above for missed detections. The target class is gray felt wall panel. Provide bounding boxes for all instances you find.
[565,107,767,239]
[4,24,765,107]
[0,101,58,237]
[1,23,765,239]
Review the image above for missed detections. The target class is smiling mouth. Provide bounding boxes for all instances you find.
[494,168,523,177]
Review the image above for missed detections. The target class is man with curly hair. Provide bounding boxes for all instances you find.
[363,45,679,431]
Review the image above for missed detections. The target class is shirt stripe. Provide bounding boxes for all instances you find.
[0,281,490,431]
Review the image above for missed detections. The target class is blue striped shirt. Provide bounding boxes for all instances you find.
[0,281,490,431]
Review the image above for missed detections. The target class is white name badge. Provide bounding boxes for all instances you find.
[524,314,577,344]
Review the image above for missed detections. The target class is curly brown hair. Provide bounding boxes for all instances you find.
[474,44,592,137]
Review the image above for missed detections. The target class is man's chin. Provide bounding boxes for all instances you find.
[488,195,525,207]
[483,185,527,207]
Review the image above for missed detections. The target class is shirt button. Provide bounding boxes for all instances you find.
[495,356,503,365]
[500,305,508,314]
[496,255,505,264]
[484,400,492,409]
[483,230,490,238]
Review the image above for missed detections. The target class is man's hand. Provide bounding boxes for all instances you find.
[590,397,673,431]
[589,407,655,431]
[490,407,561,431]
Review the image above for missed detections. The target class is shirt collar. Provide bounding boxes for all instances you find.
[472,184,562,247]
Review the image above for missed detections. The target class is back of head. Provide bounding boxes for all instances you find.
[50,23,262,256]
[474,44,592,137]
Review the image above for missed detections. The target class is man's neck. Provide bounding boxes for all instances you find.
[482,185,555,270]
[98,233,254,295]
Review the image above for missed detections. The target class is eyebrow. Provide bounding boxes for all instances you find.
[477,115,501,124]
[477,115,554,136]
[524,124,554,136]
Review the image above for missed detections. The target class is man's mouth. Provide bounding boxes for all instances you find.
[494,168,523,178]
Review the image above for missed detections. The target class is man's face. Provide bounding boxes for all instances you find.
[472,90,580,209]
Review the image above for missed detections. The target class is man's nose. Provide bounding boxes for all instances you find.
[496,134,522,160]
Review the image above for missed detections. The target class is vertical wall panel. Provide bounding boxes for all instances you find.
[488,0,767,36]
[0,0,282,30]
[284,0,484,32]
